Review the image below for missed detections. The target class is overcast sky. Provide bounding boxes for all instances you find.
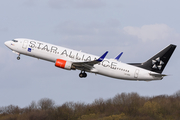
[1,0,180,107]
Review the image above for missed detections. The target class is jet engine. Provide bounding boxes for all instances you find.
[55,59,74,70]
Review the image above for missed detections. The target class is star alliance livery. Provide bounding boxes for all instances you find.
[4,38,176,81]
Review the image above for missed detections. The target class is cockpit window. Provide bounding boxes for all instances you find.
[12,40,18,42]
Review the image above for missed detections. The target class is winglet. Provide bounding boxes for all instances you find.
[115,52,123,61]
[96,51,108,62]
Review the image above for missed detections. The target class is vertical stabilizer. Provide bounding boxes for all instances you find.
[130,44,176,73]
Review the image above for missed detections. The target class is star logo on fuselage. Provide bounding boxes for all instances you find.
[152,57,164,70]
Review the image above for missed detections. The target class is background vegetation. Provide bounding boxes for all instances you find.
[1,90,180,120]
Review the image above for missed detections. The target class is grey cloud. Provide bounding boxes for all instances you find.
[75,0,106,8]
[23,0,37,7]
[123,24,179,42]
[54,20,137,49]
[48,0,73,9]
[55,20,122,37]
[0,27,8,33]
[48,0,106,9]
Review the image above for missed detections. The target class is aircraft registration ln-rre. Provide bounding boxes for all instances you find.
[5,38,176,81]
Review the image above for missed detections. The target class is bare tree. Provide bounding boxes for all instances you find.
[29,101,37,110]
[172,90,180,98]
[37,98,55,110]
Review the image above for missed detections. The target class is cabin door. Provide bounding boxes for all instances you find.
[134,69,139,78]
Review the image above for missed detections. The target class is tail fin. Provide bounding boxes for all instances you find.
[130,44,176,73]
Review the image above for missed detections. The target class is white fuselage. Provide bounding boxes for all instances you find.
[4,38,162,81]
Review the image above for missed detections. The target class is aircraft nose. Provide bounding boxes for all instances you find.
[4,41,8,46]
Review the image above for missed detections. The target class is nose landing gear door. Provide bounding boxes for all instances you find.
[22,40,28,49]
[134,69,139,79]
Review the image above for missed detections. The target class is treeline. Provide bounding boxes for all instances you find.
[1,91,180,120]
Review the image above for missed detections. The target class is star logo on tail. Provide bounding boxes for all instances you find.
[152,57,164,70]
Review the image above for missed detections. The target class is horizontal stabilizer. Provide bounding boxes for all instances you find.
[149,73,167,77]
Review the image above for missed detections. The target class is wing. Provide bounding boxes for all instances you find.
[72,51,108,71]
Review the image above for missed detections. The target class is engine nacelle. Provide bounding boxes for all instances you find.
[55,59,73,70]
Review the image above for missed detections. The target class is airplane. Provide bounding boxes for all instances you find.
[4,38,176,81]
